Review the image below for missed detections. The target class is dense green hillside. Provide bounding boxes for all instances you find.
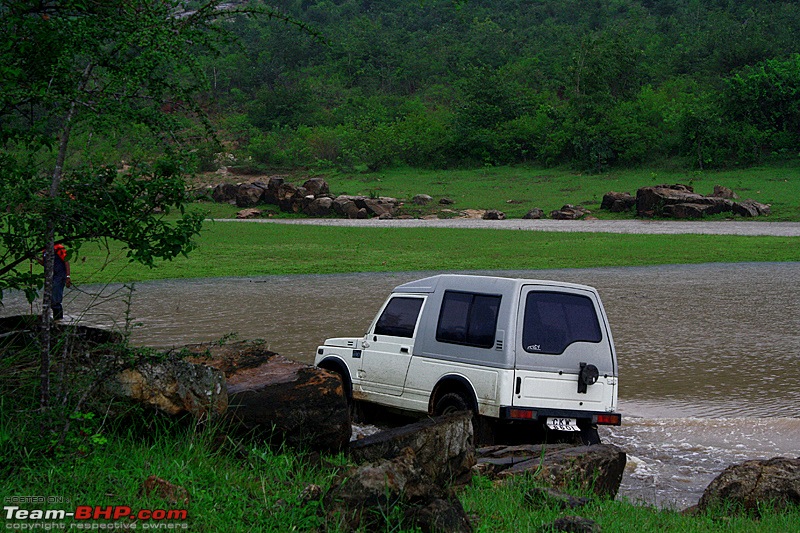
[192,0,800,172]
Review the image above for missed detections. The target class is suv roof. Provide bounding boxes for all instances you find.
[392,274,598,295]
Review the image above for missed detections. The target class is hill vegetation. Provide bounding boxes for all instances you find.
[182,0,800,173]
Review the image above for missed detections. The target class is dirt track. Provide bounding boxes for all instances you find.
[214,217,800,237]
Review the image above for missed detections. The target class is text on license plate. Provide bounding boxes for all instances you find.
[546,417,580,432]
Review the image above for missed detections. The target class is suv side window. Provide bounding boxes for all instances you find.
[522,292,602,354]
[374,297,424,338]
[436,291,501,348]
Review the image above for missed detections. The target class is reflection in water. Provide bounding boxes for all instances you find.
[3,262,799,507]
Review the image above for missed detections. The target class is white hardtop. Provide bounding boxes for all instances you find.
[392,274,599,296]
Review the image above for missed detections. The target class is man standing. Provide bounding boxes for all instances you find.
[44,244,71,321]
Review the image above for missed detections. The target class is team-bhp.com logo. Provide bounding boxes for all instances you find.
[4,505,188,529]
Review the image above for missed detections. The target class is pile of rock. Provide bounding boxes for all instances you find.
[211,176,400,219]
[602,184,771,219]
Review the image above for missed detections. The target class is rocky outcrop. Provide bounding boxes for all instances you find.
[185,341,351,452]
[522,208,544,219]
[601,191,636,212]
[634,183,770,219]
[550,204,591,220]
[482,209,506,220]
[349,412,475,487]
[697,457,800,515]
[477,443,626,499]
[325,446,473,532]
[732,198,771,217]
[103,357,228,419]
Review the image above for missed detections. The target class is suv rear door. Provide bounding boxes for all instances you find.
[358,295,425,396]
[512,286,615,411]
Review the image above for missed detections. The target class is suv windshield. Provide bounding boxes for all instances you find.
[522,292,601,354]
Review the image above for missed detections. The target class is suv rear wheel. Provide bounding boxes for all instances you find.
[434,392,470,416]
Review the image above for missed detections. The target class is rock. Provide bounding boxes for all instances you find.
[236,208,261,219]
[104,357,227,419]
[186,341,351,452]
[482,209,506,220]
[662,203,715,219]
[550,205,591,220]
[439,197,455,205]
[276,182,301,212]
[733,199,771,217]
[356,207,368,219]
[211,183,238,204]
[143,476,190,505]
[635,184,737,218]
[363,198,395,218]
[697,457,800,515]
[324,447,473,533]
[304,197,333,217]
[480,444,625,499]
[600,191,636,212]
[333,196,362,218]
[412,194,433,205]
[404,496,474,533]
[522,208,544,219]
[302,177,330,196]
[262,176,286,205]
[542,516,601,533]
[712,185,738,199]
[349,412,476,488]
[235,183,265,207]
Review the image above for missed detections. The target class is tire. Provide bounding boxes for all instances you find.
[433,392,470,416]
[579,425,601,445]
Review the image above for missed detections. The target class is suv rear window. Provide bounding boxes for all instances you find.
[374,297,424,338]
[436,291,501,348]
[522,292,601,354]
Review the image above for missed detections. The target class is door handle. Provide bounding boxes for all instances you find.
[400,346,409,353]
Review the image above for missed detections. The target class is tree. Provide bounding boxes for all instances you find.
[0,0,298,417]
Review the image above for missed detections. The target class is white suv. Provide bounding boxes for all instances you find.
[314,274,620,444]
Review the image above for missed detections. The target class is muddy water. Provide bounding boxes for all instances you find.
[3,262,799,509]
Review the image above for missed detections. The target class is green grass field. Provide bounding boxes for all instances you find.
[70,222,800,285]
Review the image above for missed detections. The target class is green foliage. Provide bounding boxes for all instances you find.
[197,0,800,172]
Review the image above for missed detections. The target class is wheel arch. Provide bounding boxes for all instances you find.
[316,356,353,401]
[428,374,479,415]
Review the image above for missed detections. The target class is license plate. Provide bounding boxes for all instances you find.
[546,417,580,432]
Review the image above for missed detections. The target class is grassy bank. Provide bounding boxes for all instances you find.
[2,413,798,532]
[71,223,800,284]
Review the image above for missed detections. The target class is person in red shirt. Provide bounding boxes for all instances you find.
[40,244,71,320]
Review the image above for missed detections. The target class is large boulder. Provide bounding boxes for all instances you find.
[733,199,771,217]
[550,205,591,220]
[302,177,330,196]
[362,198,396,218]
[600,191,636,212]
[478,443,626,499]
[235,183,266,207]
[303,197,334,217]
[104,357,228,419]
[186,341,351,452]
[697,457,800,515]
[636,184,735,218]
[333,195,362,219]
[324,446,473,533]
[349,412,476,487]
[211,183,238,204]
[482,209,506,220]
